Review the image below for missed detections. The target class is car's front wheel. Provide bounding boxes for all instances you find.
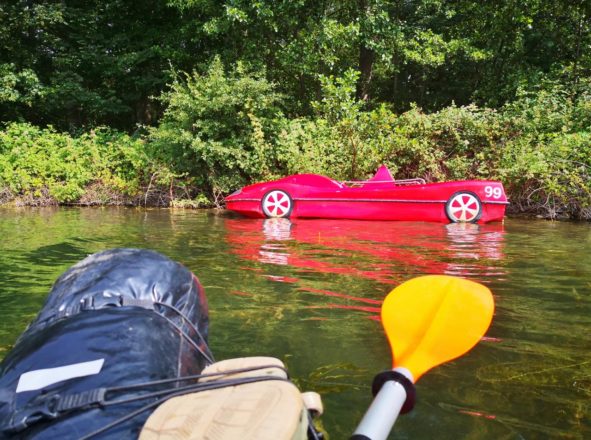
[261,190,293,218]
[445,191,482,223]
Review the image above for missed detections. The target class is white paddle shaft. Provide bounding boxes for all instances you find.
[351,368,414,440]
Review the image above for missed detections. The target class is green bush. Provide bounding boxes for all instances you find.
[276,78,506,184]
[0,123,150,204]
[148,58,286,196]
[497,83,591,218]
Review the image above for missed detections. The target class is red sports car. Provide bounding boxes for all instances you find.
[225,166,508,223]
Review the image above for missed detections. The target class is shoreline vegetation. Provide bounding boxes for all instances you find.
[1,2,589,220]
[1,69,589,220]
[1,83,591,220]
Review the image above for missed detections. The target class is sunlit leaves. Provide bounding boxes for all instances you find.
[0,64,44,105]
[0,123,150,204]
[149,58,284,193]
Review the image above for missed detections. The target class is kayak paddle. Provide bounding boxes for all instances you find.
[351,275,495,440]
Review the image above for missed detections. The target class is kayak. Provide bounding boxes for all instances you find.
[0,249,322,439]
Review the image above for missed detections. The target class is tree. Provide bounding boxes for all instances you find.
[0,0,194,130]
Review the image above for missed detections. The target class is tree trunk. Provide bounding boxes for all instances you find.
[356,0,375,102]
[357,44,375,102]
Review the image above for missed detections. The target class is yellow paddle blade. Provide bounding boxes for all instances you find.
[381,275,494,381]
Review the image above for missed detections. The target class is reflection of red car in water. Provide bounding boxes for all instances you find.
[225,166,509,223]
[225,218,506,285]
[225,218,506,320]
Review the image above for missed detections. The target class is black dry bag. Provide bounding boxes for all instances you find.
[0,248,211,439]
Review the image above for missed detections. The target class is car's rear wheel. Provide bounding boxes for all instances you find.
[445,191,482,223]
[262,190,293,218]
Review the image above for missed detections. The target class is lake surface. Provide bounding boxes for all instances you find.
[0,207,589,439]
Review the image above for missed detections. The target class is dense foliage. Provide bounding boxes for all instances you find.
[0,123,152,205]
[0,1,590,218]
[148,58,285,202]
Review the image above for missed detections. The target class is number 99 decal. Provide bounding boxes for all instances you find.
[484,186,503,199]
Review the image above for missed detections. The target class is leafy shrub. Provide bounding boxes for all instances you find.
[277,74,506,183]
[148,57,286,197]
[0,123,150,204]
[497,82,591,218]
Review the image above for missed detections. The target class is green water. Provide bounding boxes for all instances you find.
[0,207,589,439]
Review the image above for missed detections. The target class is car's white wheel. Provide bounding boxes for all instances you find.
[445,192,482,223]
[261,190,293,218]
